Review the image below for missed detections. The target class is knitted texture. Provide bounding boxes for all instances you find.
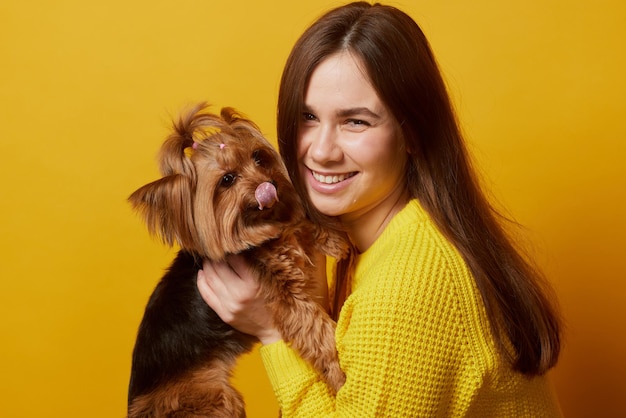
[260,200,562,417]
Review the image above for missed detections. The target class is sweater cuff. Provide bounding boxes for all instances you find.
[259,340,317,389]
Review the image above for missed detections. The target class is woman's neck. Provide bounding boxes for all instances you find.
[341,187,410,253]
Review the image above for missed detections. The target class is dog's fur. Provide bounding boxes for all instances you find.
[127,103,348,417]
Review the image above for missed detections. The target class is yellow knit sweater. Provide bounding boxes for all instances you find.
[260,200,562,417]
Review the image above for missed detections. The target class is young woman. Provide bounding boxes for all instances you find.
[197,2,563,416]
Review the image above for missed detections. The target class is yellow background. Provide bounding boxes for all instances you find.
[1,1,624,417]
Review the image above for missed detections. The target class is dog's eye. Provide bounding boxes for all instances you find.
[220,173,236,188]
[252,149,271,168]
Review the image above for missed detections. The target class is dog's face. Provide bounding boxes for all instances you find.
[129,104,304,260]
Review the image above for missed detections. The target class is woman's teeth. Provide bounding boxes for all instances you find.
[312,171,355,184]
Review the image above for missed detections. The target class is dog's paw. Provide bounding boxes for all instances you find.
[317,228,351,260]
[324,361,346,394]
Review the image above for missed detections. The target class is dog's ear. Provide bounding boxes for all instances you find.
[128,174,200,251]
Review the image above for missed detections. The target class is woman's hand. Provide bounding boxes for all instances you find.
[197,254,282,345]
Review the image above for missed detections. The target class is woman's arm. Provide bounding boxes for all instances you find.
[197,246,482,417]
[259,251,485,417]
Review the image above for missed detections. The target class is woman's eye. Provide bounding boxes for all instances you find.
[220,173,236,188]
[302,112,317,122]
[347,119,370,127]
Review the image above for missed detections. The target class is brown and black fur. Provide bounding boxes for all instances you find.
[127,103,347,417]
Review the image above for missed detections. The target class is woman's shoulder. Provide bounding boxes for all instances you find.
[350,199,488,334]
[355,200,469,286]
[344,199,498,367]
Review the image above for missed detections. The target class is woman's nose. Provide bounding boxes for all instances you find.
[310,125,343,163]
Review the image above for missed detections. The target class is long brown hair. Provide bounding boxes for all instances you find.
[277,2,561,376]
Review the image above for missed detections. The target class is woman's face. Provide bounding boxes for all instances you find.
[297,52,408,226]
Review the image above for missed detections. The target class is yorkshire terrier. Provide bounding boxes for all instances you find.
[127,103,348,417]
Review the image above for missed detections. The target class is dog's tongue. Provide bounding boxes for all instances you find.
[255,182,278,210]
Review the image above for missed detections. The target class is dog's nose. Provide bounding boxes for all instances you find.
[255,181,278,210]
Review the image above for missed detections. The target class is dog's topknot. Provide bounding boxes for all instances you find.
[158,103,263,179]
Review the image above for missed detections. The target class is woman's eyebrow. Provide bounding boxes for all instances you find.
[301,105,382,119]
[336,107,381,119]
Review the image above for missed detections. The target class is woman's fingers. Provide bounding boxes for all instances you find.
[196,265,224,314]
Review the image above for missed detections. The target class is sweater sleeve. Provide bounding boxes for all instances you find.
[260,340,336,416]
[259,226,486,417]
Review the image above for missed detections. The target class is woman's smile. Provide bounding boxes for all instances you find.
[311,170,357,185]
